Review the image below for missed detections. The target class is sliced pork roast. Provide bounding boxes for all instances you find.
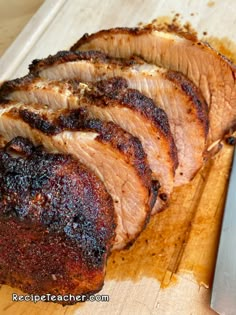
[28,50,208,185]
[71,27,236,146]
[0,136,115,302]
[0,101,156,250]
[0,75,177,212]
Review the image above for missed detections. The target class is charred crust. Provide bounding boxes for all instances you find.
[0,137,115,272]
[4,136,35,156]
[0,74,37,99]
[95,76,129,94]
[88,77,178,171]
[0,217,109,303]
[19,109,61,135]
[70,27,148,51]
[121,89,171,137]
[89,77,172,137]
[0,73,178,173]
[28,50,140,75]
[0,99,13,106]
[14,107,152,191]
[19,108,91,135]
[29,50,109,74]
[70,26,198,51]
[165,70,209,138]
[57,107,89,130]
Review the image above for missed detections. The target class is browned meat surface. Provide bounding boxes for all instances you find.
[71,27,236,147]
[28,50,208,185]
[0,75,177,212]
[0,101,156,250]
[0,136,115,304]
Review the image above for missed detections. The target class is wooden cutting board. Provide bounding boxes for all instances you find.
[0,1,236,314]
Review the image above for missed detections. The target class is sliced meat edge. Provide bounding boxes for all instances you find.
[0,101,155,250]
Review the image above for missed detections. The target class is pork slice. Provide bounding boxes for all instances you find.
[28,50,208,185]
[0,136,115,302]
[0,76,177,212]
[70,27,236,146]
[0,101,156,250]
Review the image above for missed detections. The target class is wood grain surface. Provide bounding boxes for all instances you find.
[0,0,44,56]
[0,1,235,314]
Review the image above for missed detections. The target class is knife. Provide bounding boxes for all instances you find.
[211,145,236,315]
